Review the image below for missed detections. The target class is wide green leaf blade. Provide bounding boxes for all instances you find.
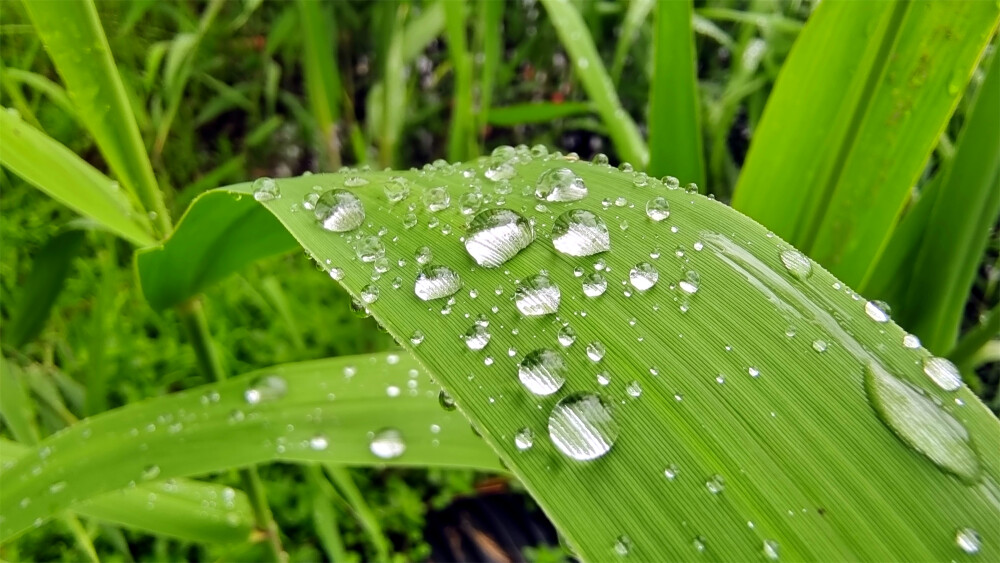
[0,109,155,247]
[135,190,298,310]
[0,352,500,539]
[0,439,256,544]
[731,1,999,287]
[202,156,997,561]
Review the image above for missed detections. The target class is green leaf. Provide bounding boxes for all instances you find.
[297,0,342,169]
[0,439,256,543]
[6,230,85,348]
[0,358,40,444]
[135,190,298,310]
[0,353,501,539]
[184,155,997,560]
[0,109,155,247]
[443,0,475,162]
[609,0,654,85]
[22,0,170,235]
[539,0,648,168]
[731,0,1000,287]
[647,0,706,186]
[486,102,594,126]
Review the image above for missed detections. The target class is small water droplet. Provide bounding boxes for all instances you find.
[422,186,451,212]
[519,349,568,395]
[551,210,610,256]
[613,535,633,557]
[549,393,618,460]
[465,209,535,267]
[922,356,962,391]
[464,324,491,350]
[414,246,433,265]
[515,427,535,451]
[536,167,588,202]
[557,325,577,347]
[629,263,659,291]
[679,271,700,294]
[664,464,679,480]
[141,465,161,480]
[402,213,418,229]
[315,189,365,232]
[763,539,780,560]
[369,428,406,459]
[692,536,706,553]
[586,341,606,362]
[415,265,462,301]
[583,273,608,297]
[812,340,828,353]
[245,375,288,405]
[705,474,725,494]
[459,192,484,215]
[865,300,891,323]
[360,284,380,304]
[597,371,611,386]
[355,235,385,263]
[515,274,561,316]
[903,333,921,349]
[309,434,329,451]
[645,197,670,221]
[626,380,642,397]
[439,389,456,411]
[252,177,280,201]
[780,249,813,280]
[956,528,981,554]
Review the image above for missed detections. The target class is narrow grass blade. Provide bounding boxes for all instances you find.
[22,0,170,235]
[135,191,297,310]
[949,305,999,372]
[403,1,445,62]
[0,358,40,444]
[732,1,1000,287]
[1,67,78,124]
[443,0,475,162]
[539,0,648,167]
[0,439,256,543]
[297,0,342,170]
[610,0,654,84]
[487,102,594,126]
[379,4,407,169]
[324,465,390,561]
[476,0,504,137]
[0,353,501,540]
[0,109,155,247]
[226,156,998,560]
[647,0,706,186]
[305,466,348,562]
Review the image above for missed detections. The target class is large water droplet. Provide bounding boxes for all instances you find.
[518,349,568,395]
[864,363,979,482]
[464,324,491,351]
[865,300,891,323]
[956,528,981,555]
[645,197,670,221]
[465,209,535,267]
[536,167,588,202]
[415,265,462,301]
[779,249,812,280]
[582,273,608,297]
[548,393,618,460]
[551,210,610,256]
[245,375,288,405]
[629,263,658,291]
[922,356,962,391]
[252,177,280,201]
[515,427,534,451]
[370,428,406,459]
[515,274,561,316]
[315,189,365,232]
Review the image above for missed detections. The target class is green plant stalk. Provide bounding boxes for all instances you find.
[379,4,407,169]
[443,0,475,162]
[477,0,504,139]
[60,511,99,563]
[178,298,285,562]
[324,465,391,561]
[297,0,343,170]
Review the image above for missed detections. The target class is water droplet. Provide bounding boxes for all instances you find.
[763,539,780,560]
[309,434,329,451]
[629,263,659,291]
[360,284,380,304]
[645,197,670,221]
[864,363,979,482]
[344,176,368,187]
[356,236,385,263]
[692,536,706,553]
[519,349,568,395]
[586,341,606,362]
[748,367,760,378]
[865,300,891,323]
[465,209,535,267]
[812,340,828,353]
[370,428,406,459]
[557,325,577,347]
[439,389,456,411]
[422,186,451,212]
[705,474,725,494]
[779,249,812,280]
[548,393,618,461]
[597,371,611,386]
[464,325,491,351]
[664,464,678,480]
[903,333,921,349]
[515,274,561,316]
[592,153,610,166]
[402,213,417,229]
[252,177,280,201]
[383,177,410,203]
[141,465,161,480]
[583,273,608,297]
[922,357,962,391]
[613,535,633,557]
[956,528,981,554]
[626,380,642,397]
[679,271,700,294]
[536,167,588,202]
[245,375,288,405]
[485,146,517,181]
[515,427,535,450]
[315,189,365,232]
[48,481,67,494]
[415,265,462,301]
[550,210,610,257]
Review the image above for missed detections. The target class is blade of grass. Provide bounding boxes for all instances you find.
[647,0,706,186]
[0,352,502,540]
[379,4,407,169]
[297,0,342,170]
[610,0,654,85]
[443,0,475,162]
[539,0,647,167]
[731,0,1000,287]
[21,0,170,235]
[305,466,348,562]
[1,67,78,125]
[324,465,391,561]
[487,102,594,127]
[949,305,999,372]
[0,109,155,246]
[0,358,40,444]
[477,0,504,137]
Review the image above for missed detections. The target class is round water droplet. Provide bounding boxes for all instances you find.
[597,371,611,386]
[465,209,535,267]
[360,284,380,304]
[812,340,828,353]
[402,213,417,229]
[664,464,678,480]
[629,263,659,291]
[315,189,365,232]
[586,341,606,362]
[356,235,385,262]
[956,528,981,555]
[692,536,706,553]
[415,265,462,301]
[864,363,979,482]
[310,434,329,451]
[459,192,483,215]
[515,274,561,316]
[383,177,410,203]
[303,192,320,211]
[705,474,725,494]
[464,324,491,351]
[252,177,280,201]
[414,245,433,265]
[515,427,535,451]
[780,249,812,280]
[536,167,588,202]
[422,186,451,212]
[865,300,891,323]
[245,375,288,405]
[410,330,425,345]
[439,389,456,411]
[485,146,517,181]
[626,380,642,397]
[592,153,610,166]
[519,349,568,396]
[369,428,406,459]
[141,465,161,480]
[582,273,608,297]
[679,271,700,294]
[557,325,577,347]
[763,539,780,560]
[551,210,611,256]
[548,393,618,461]
[903,333,921,349]
[613,535,633,557]
[645,197,670,221]
[922,356,962,391]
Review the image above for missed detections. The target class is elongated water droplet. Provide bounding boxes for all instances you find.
[780,249,812,280]
[415,265,462,301]
[629,263,659,291]
[865,300,891,323]
[864,363,979,482]
[922,356,962,391]
[141,465,161,480]
[548,393,618,460]
[551,210,610,256]
[956,528,981,555]
[315,189,365,232]
[464,325,491,350]
[515,274,561,316]
[515,427,534,450]
[763,539,780,560]
[438,389,456,411]
[536,167,588,202]
[245,375,288,405]
[645,197,670,221]
[370,428,406,459]
[309,434,329,451]
[903,334,921,349]
[519,349,567,395]
[583,273,608,297]
[252,177,280,201]
[465,209,535,267]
